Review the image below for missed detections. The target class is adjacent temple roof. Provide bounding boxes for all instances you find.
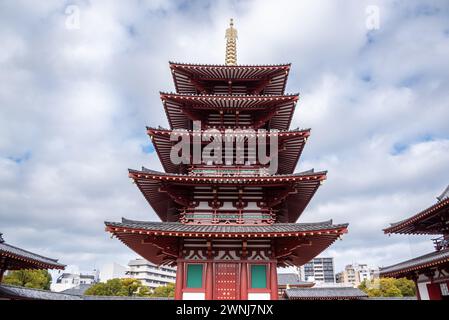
[283,287,368,300]
[277,273,314,287]
[383,192,449,235]
[0,284,172,300]
[0,233,65,271]
[380,248,449,278]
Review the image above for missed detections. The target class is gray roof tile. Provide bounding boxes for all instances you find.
[284,287,367,299]
[105,218,348,234]
[0,239,65,269]
[0,284,173,300]
[278,273,313,286]
[380,248,449,276]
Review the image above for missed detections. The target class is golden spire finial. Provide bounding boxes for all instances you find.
[225,18,238,65]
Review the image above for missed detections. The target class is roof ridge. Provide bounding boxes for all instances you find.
[0,242,62,264]
[110,218,346,228]
[146,126,311,133]
[384,197,449,232]
[159,92,300,97]
[131,167,326,178]
[169,61,291,67]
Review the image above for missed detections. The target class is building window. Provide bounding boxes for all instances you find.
[186,264,203,288]
[250,264,267,289]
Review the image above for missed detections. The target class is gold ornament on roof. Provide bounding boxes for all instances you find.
[225,18,238,65]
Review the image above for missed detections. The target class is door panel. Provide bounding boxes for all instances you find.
[214,263,239,300]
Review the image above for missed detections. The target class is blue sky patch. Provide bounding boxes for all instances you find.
[141,144,155,154]
[391,134,435,155]
[7,151,31,164]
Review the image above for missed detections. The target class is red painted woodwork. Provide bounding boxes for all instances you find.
[214,263,240,300]
[240,262,248,300]
[270,262,278,300]
[205,262,213,300]
[427,283,442,300]
[105,38,349,300]
[175,261,183,300]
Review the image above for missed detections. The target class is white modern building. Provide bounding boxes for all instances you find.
[99,262,127,282]
[127,258,176,290]
[51,270,99,292]
[336,263,379,287]
[298,257,335,284]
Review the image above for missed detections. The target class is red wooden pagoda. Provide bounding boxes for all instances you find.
[105,20,348,300]
[380,186,449,300]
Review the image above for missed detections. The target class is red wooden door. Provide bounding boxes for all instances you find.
[426,283,442,300]
[214,263,239,300]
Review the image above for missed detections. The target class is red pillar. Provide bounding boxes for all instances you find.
[240,262,248,300]
[413,279,421,300]
[205,262,213,300]
[175,261,184,300]
[270,262,278,300]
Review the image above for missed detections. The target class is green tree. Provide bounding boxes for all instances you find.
[151,283,175,298]
[84,278,151,297]
[358,277,416,297]
[394,277,416,297]
[2,270,52,290]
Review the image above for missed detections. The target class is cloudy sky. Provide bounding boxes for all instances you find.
[1,0,449,275]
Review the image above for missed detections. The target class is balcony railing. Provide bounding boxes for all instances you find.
[189,166,270,177]
[180,208,275,225]
[432,236,449,251]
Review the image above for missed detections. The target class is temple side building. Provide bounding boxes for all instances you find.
[0,233,65,282]
[105,19,348,300]
[380,186,449,300]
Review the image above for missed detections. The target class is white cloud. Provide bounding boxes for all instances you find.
[0,0,448,273]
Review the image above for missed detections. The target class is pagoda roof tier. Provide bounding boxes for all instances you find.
[160,93,298,130]
[105,218,348,267]
[169,62,290,95]
[383,197,449,235]
[379,248,449,278]
[128,168,326,223]
[0,234,65,271]
[147,127,310,174]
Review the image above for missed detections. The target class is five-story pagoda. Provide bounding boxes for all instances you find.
[105,20,348,300]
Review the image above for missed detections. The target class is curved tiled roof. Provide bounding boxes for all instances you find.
[0,284,173,300]
[0,236,65,270]
[277,273,314,287]
[0,284,80,300]
[105,218,348,235]
[169,61,291,68]
[383,197,449,235]
[380,248,449,277]
[284,287,367,300]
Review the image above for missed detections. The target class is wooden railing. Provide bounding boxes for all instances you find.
[180,209,275,225]
[189,166,270,177]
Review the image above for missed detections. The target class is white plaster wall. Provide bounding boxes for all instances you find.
[248,293,271,300]
[418,282,430,300]
[183,292,206,300]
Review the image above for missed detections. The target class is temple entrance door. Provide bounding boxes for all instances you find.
[214,263,240,300]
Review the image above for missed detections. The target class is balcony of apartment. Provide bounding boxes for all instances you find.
[180,208,276,225]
